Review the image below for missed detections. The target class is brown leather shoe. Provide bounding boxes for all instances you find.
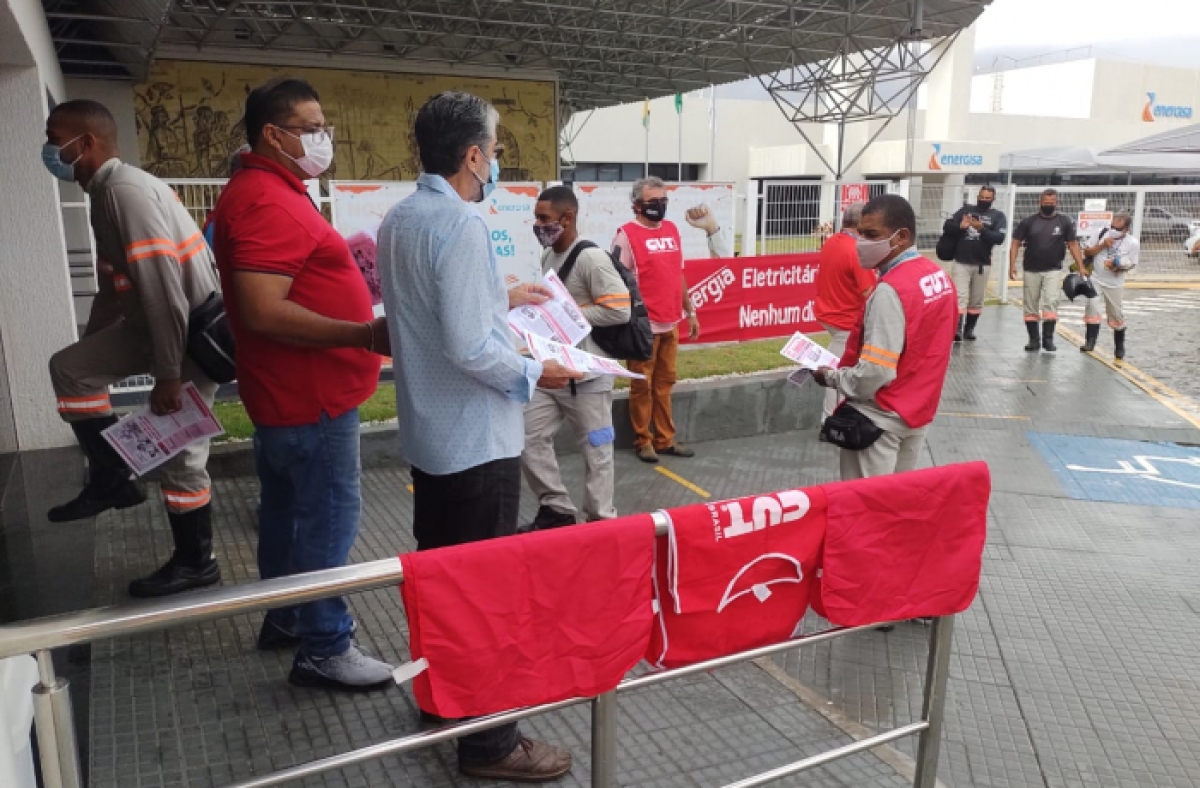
[659,443,695,458]
[459,737,572,782]
[636,445,659,464]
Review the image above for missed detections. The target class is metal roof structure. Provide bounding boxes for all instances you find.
[44,0,992,112]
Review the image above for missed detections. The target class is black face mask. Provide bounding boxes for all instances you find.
[1039,205,1056,217]
[638,199,667,222]
[976,200,993,212]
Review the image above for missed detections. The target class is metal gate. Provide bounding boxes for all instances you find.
[755,180,891,255]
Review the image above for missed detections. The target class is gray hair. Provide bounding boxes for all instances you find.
[1112,211,1133,230]
[414,91,500,178]
[631,176,665,202]
[841,202,864,228]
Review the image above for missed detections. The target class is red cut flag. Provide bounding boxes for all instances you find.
[811,462,991,626]
[400,516,656,718]
[648,487,827,668]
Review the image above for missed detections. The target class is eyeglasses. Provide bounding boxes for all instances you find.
[275,124,334,144]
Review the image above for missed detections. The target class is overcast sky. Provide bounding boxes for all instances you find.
[974,0,1200,51]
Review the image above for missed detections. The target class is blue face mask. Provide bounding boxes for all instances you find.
[473,149,501,202]
[42,134,84,182]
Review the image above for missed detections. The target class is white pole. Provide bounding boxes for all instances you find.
[709,84,717,180]
[677,99,683,182]
[644,102,649,178]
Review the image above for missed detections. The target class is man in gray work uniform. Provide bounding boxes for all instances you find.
[42,99,221,599]
[1009,188,1084,353]
[521,186,632,530]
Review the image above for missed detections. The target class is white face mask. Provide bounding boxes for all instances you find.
[1108,228,1126,239]
[278,126,334,178]
[855,229,901,269]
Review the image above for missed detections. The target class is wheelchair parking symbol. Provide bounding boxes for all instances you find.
[1028,433,1200,509]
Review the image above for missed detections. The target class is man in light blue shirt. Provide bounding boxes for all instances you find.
[376,91,577,783]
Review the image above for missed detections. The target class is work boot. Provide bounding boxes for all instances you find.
[1041,320,1057,352]
[963,313,979,341]
[519,505,577,533]
[289,643,393,692]
[459,737,573,782]
[636,445,659,464]
[1024,322,1041,352]
[48,416,146,522]
[1081,324,1100,352]
[128,504,221,598]
[954,316,964,342]
[1114,328,1126,360]
[659,443,695,458]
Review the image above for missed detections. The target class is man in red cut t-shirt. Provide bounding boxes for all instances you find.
[210,78,394,692]
[814,203,876,420]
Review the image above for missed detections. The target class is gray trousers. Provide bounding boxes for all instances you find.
[521,382,617,522]
[820,323,852,421]
[48,319,217,513]
[839,423,928,480]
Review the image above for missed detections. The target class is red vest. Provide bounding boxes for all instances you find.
[622,220,684,325]
[842,254,957,428]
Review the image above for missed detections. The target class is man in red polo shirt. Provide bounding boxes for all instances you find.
[814,203,876,420]
[210,78,393,692]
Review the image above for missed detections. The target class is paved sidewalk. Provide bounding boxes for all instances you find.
[73,305,1200,788]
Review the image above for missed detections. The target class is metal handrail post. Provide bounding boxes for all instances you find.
[913,615,955,788]
[591,692,619,788]
[31,650,83,788]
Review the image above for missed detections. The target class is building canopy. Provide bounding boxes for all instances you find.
[45,0,990,112]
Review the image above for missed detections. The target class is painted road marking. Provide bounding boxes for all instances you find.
[655,466,712,498]
[1029,432,1200,509]
[406,484,414,494]
[941,412,1032,421]
[1057,323,1200,431]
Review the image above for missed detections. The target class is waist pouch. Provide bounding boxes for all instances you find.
[187,292,237,384]
[820,403,884,451]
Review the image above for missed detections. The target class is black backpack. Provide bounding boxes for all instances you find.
[935,209,962,262]
[557,240,654,361]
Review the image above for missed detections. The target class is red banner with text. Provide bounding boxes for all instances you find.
[681,253,822,344]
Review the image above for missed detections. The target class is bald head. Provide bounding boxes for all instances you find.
[45,100,120,187]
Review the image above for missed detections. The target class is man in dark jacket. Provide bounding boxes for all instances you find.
[941,186,1007,341]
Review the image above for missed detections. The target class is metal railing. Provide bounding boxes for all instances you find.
[0,512,954,788]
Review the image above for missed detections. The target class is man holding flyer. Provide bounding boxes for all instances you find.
[520,186,632,530]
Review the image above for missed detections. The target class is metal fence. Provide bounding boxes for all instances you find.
[749,181,892,255]
[0,510,955,788]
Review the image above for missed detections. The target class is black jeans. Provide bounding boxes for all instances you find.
[411,457,522,765]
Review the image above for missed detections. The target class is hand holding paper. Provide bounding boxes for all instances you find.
[780,332,841,371]
[508,270,592,346]
[103,382,224,476]
[524,331,645,380]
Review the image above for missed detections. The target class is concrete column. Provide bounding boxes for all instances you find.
[0,64,77,451]
[923,24,975,142]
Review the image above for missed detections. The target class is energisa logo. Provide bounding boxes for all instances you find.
[929,143,984,171]
[1143,92,1194,122]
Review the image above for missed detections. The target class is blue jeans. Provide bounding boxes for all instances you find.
[253,409,362,659]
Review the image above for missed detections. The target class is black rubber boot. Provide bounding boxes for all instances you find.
[963,313,980,341]
[128,504,221,598]
[1041,320,1057,352]
[48,416,146,522]
[1114,328,1126,360]
[954,316,964,342]
[1081,324,1100,352]
[1024,322,1041,352]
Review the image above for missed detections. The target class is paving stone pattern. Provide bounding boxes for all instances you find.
[85,307,1200,788]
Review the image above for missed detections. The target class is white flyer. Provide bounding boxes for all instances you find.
[524,331,645,379]
[780,332,841,370]
[103,382,224,476]
[507,270,592,346]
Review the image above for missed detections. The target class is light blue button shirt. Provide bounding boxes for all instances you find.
[377,173,542,476]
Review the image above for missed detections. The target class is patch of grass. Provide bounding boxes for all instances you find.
[212,336,829,441]
[734,235,824,256]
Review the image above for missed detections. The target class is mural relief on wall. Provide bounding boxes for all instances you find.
[135,61,557,182]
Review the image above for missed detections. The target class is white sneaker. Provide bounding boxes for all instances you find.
[288,644,393,692]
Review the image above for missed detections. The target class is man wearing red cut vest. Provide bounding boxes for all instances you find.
[814,194,957,480]
[612,177,731,463]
